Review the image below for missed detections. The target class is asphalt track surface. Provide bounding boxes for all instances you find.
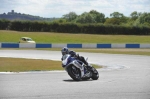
[0,50,150,99]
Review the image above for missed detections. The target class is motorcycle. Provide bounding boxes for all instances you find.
[62,54,99,81]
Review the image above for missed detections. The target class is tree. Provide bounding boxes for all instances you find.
[62,12,78,22]
[130,11,141,20]
[76,10,105,24]
[110,12,124,18]
[109,12,128,24]
[76,12,95,23]
[104,18,121,25]
[89,10,105,23]
[134,12,150,26]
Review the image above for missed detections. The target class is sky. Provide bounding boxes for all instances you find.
[0,0,150,18]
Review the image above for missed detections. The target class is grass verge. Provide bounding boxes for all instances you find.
[0,57,101,72]
[0,30,150,43]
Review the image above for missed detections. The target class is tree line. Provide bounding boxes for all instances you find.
[61,10,150,26]
[0,10,150,35]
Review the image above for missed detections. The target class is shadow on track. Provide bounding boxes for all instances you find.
[63,79,93,82]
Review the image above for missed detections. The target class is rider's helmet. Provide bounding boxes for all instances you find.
[61,47,69,55]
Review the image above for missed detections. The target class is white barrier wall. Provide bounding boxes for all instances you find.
[52,44,67,48]
[140,44,150,48]
[111,44,125,48]
[82,44,96,48]
[19,43,36,48]
[0,43,150,48]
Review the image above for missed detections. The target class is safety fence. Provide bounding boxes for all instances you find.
[0,43,150,48]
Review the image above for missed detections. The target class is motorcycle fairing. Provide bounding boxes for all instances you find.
[62,54,85,77]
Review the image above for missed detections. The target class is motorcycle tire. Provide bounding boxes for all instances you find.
[67,65,81,81]
[91,67,99,80]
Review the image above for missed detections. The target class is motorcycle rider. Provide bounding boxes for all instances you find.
[61,47,89,66]
[61,47,91,76]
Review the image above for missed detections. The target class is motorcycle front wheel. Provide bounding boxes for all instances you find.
[67,65,81,81]
[91,67,99,80]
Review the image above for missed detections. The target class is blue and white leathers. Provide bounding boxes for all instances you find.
[62,54,85,77]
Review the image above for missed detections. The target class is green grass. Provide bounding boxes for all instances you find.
[0,57,101,72]
[0,30,150,43]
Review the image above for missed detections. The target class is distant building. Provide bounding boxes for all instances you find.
[7,10,16,15]
[12,10,14,13]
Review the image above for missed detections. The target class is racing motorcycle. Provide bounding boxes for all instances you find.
[62,54,99,81]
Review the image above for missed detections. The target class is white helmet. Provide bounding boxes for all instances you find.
[61,47,69,55]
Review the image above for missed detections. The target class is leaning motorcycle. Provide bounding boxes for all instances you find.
[62,54,99,81]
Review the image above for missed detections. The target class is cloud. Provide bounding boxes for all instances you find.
[0,0,150,18]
